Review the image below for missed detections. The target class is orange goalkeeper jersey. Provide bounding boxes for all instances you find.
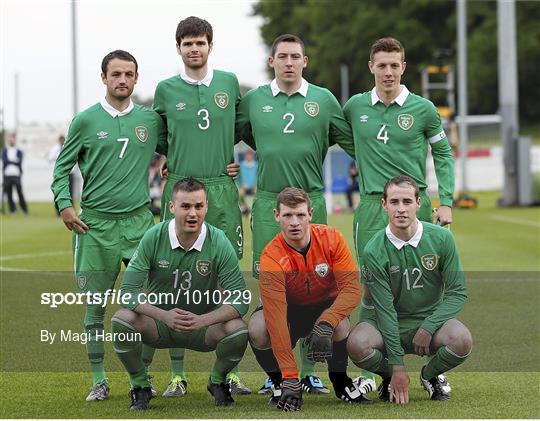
[259,224,361,379]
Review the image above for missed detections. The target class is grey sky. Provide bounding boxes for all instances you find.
[2,0,269,131]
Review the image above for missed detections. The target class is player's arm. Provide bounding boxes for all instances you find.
[327,91,355,159]
[235,92,256,150]
[420,230,468,334]
[363,250,406,367]
[318,229,361,327]
[51,115,88,233]
[425,102,454,224]
[260,253,299,379]
[154,111,168,156]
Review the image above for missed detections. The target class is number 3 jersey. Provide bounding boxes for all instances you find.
[236,79,355,194]
[120,220,248,318]
[362,221,467,365]
[52,100,167,213]
[153,69,241,178]
[260,224,360,376]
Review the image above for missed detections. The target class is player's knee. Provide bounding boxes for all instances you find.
[333,318,350,341]
[346,324,375,361]
[450,325,473,356]
[112,308,138,325]
[248,311,270,349]
[223,317,246,335]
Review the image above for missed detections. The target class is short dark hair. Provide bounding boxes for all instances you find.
[370,37,405,62]
[383,175,419,200]
[101,50,138,74]
[270,34,305,57]
[172,177,207,199]
[176,16,213,44]
[276,187,311,212]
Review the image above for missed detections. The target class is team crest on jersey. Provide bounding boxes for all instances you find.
[397,114,414,130]
[196,260,212,276]
[135,126,148,142]
[361,265,373,282]
[77,275,87,289]
[97,131,108,139]
[314,263,329,278]
[214,92,229,109]
[304,101,319,117]
[421,254,438,271]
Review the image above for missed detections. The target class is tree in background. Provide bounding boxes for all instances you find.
[253,0,539,124]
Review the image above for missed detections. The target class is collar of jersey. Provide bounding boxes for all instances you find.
[168,219,207,251]
[385,219,423,250]
[371,85,409,106]
[179,67,214,87]
[100,98,134,118]
[270,78,308,97]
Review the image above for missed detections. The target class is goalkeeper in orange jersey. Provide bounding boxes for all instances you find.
[248,187,371,411]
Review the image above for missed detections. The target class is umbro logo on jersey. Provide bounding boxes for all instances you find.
[176,102,186,111]
[390,265,400,274]
[262,105,273,113]
[314,263,329,278]
[359,115,369,123]
[97,131,108,139]
[158,259,170,268]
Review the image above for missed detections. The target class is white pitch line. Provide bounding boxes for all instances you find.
[491,215,540,228]
[0,250,71,262]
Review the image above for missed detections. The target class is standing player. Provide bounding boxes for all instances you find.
[249,188,370,411]
[146,16,248,396]
[236,34,355,394]
[343,37,455,393]
[347,176,472,404]
[51,50,166,401]
[112,178,249,410]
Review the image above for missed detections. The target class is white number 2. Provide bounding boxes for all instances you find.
[377,125,389,144]
[283,112,295,133]
[198,108,210,130]
[117,137,129,159]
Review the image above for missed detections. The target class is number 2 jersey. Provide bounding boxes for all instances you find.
[260,224,361,378]
[51,100,166,213]
[362,221,467,365]
[120,220,248,318]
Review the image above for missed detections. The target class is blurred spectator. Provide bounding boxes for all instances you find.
[238,150,258,215]
[2,133,28,214]
[148,154,166,216]
[346,161,359,211]
[48,135,76,215]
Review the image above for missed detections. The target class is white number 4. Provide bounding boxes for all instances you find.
[117,137,129,158]
[377,125,389,144]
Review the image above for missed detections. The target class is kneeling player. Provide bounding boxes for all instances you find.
[111,178,249,410]
[347,176,472,404]
[249,187,371,412]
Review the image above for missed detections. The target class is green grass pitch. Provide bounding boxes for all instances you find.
[1,191,539,418]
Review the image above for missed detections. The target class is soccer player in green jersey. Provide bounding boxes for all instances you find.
[111,178,249,410]
[347,176,472,404]
[147,16,249,396]
[343,37,455,392]
[51,50,166,401]
[236,34,355,395]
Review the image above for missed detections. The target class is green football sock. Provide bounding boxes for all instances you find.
[169,348,187,380]
[141,344,156,368]
[225,365,240,380]
[111,316,149,389]
[210,327,248,384]
[84,305,107,385]
[352,349,392,379]
[422,345,469,380]
[299,338,316,378]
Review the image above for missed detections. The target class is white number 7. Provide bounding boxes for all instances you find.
[117,137,129,159]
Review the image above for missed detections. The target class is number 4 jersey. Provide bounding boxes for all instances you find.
[52,100,167,213]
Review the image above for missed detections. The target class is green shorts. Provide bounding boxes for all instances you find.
[358,310,425,355]
[147,319,213,352]
[73,205,154,293]
[161,173,243,259]
[251,189,327,277]
[353,190,432,266]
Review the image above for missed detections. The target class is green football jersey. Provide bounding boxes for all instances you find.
[153,70,241,178]
[362,221,467,365]
[343,86,454,206]
[236,79,354,194]
[51,101,166,213]
[121,221,249,318]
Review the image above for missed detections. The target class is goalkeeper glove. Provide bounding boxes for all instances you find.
[305,321,334,362]
[277,378,303,412]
